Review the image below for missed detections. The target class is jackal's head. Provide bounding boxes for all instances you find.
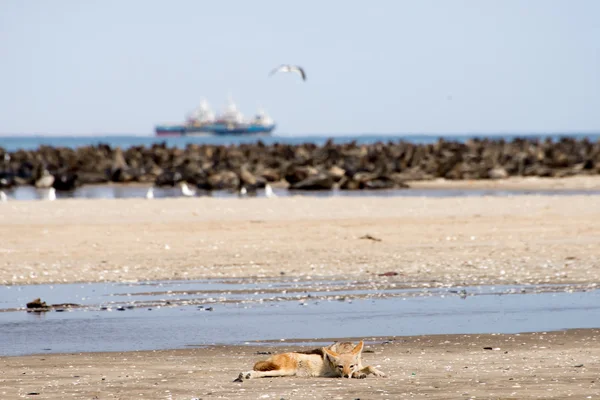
[323,340,364,378]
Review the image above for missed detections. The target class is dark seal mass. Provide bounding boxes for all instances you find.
[0,137,599,192]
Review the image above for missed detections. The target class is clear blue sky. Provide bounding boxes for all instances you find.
[1,0,599,136]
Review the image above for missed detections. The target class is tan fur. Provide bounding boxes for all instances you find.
[234,340,386,381]
[326,341,357,354]
[253,361,278,371]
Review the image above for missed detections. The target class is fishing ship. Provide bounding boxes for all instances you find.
[155,98,276,136]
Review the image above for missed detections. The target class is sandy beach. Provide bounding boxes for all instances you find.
[1,178,600,399]
[1,330,598,399]
[407,175,600,191]
[3,0,600,396]
[1,178,600,287]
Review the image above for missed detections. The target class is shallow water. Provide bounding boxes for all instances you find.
[0,279,598,356]
[3,184,600,201]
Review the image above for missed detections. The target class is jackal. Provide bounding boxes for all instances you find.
[235,340,386,381]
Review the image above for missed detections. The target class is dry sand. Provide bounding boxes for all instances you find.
[1,179,600,399]
[407,175,600,191]
[1,185,600,287]
[1,330,598,399]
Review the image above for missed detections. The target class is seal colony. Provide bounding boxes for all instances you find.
[0,137,599,193]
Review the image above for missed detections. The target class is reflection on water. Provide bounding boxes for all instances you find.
[3,184,600,201]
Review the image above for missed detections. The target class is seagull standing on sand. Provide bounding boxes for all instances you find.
[0,190,7,202]
[180,182,196,197]
[269,64,306,81]
[146,186,154,199]
[47,187,56,201]
[265,183,277,198]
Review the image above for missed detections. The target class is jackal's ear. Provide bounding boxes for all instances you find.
[323,347,339,361]
[351,340,364,355]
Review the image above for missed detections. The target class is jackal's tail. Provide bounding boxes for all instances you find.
[253,361,279,371]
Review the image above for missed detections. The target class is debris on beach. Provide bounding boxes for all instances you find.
[25,298,81,312]
[449,288,468,299]
[360,234,382,242]
[26,298,48,309]
[378,271,398,277]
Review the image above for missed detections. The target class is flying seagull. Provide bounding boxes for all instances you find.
[269,64,306,81]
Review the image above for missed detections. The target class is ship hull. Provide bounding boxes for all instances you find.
[155,123,276,137]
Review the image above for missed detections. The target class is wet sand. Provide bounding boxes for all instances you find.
[1,329,598,399]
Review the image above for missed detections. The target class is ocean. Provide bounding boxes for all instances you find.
[1,132,599,152]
